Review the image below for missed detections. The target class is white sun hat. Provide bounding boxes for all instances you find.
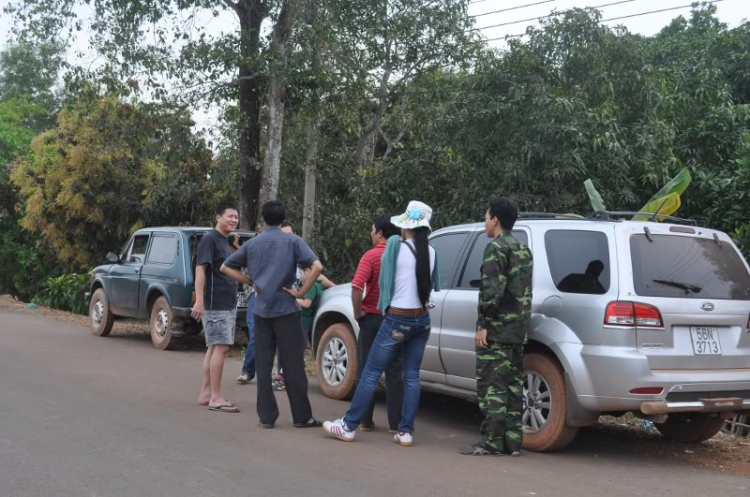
[391,200,433,230]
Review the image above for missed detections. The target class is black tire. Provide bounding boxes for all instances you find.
[656,413,726,443]
[315,323,358,400]
[522,352,579,452]
[89,288,114,337]
[150,296,179,350]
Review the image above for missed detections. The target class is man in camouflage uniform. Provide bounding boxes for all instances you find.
[461,196,533,457]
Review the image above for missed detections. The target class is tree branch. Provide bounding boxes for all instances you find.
[222,0,241,16]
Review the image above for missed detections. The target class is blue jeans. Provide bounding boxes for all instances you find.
[344,312,431,434]
[241,293,256,376]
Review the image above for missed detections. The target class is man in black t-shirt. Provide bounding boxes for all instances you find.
[193,202,240,413]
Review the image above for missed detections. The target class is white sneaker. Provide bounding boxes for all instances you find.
[323,419,355,442]
[394,432,413,447]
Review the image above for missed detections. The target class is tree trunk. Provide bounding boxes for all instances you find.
[237,0,267,231]
[301,113,319,242]
[257,0,295,227]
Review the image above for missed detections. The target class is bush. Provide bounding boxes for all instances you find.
[0,215,61,302]
[38,273,90,315]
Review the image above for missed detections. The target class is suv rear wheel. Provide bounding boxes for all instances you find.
[656,413,725,443]
[150,296,179,350]
[315,323,358,400]
[522,352,579,452]
[89,288,115,337]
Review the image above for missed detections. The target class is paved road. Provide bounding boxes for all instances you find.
[1,309,748,497]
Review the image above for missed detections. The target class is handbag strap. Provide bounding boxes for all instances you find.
[401,240,418,259]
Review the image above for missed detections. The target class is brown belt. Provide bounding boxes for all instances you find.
[387,306,428,317]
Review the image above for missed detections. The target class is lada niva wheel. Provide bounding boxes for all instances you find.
[89,288,114,337]
[150,296,179,350]
[522,352,579,452]
[315,323,358,400]
[656,413,725,443]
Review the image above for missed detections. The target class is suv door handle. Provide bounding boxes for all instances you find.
[135,268,140,274]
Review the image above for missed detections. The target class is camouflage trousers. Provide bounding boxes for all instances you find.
[476,344,524,452]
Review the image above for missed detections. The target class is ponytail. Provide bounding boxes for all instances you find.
[413,227,432,307]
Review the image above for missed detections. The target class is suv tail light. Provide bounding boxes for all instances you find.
[605,301,664,328]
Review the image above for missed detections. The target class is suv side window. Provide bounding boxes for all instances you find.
[146,235,177,265]
[429,232,470,289]
[459,231,530,289]
[127,234,151,264]
[545,230,610,295]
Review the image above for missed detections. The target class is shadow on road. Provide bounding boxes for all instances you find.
[104,321,750,475]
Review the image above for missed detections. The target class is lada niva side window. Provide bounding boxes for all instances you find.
[146,235,178,265]
[127,235,151,264]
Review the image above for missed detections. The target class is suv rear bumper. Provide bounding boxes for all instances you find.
[640,397,750,415]
[562,343,750,414]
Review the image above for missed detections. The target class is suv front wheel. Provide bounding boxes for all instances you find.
[315,323,358,400]
[89,288,115,337]
[150,296,179,350]
[522,352,579,452]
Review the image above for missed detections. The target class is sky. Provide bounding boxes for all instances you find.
[1,0,749,132]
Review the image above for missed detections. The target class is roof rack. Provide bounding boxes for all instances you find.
[518,212,586,220]
[587,210,697,226]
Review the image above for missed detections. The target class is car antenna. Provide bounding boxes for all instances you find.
[648,197,670,223]
[713,233,722,247]
[644,226,653,243]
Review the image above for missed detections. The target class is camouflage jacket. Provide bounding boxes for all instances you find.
[477,233,533,345]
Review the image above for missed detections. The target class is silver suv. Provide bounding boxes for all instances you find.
[311,213,750,451]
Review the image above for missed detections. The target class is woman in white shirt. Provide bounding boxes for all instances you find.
[323,201,439,447]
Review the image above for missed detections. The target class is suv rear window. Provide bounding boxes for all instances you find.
[631,234,750,301]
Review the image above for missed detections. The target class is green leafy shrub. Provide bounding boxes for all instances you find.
[38,273,90,315]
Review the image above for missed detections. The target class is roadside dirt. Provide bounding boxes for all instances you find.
[2,294,748,474]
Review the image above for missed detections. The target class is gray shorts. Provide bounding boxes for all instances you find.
[202,310,236,346]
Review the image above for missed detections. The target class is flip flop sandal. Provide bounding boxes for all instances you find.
[208,403,240,413]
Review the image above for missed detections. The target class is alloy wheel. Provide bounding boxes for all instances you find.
[523,371,552,433]
[322,337,348,386]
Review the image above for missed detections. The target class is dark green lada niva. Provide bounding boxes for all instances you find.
[86,227,255,349]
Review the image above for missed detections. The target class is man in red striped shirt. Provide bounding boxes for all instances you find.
[352,214,404,433]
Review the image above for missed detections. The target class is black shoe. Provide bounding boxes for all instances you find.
[260,422,275,429]
[294,418,323,428]
[459,443,503,456]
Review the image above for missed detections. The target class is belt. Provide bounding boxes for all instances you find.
[387,306,428,317]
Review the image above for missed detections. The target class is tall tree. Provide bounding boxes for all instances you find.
[257,0,297,217]
[11,94,213,268]
[6,0,291,229]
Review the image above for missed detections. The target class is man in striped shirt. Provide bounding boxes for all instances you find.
[351,214,403,432]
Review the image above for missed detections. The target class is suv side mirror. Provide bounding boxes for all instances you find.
[107,252,120,263]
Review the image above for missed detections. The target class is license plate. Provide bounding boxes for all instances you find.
[237,291,248,308]
[689,326,722,355]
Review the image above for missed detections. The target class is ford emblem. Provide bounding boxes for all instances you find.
[700,302,715,312]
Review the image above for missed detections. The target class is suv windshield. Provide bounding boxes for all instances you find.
[630,234,750,300]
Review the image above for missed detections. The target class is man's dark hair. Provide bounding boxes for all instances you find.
[261,200,286,226]
[280,221,294,232]
[374,214,399,239]
[488,196,519,231]
[215,202,238,217]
